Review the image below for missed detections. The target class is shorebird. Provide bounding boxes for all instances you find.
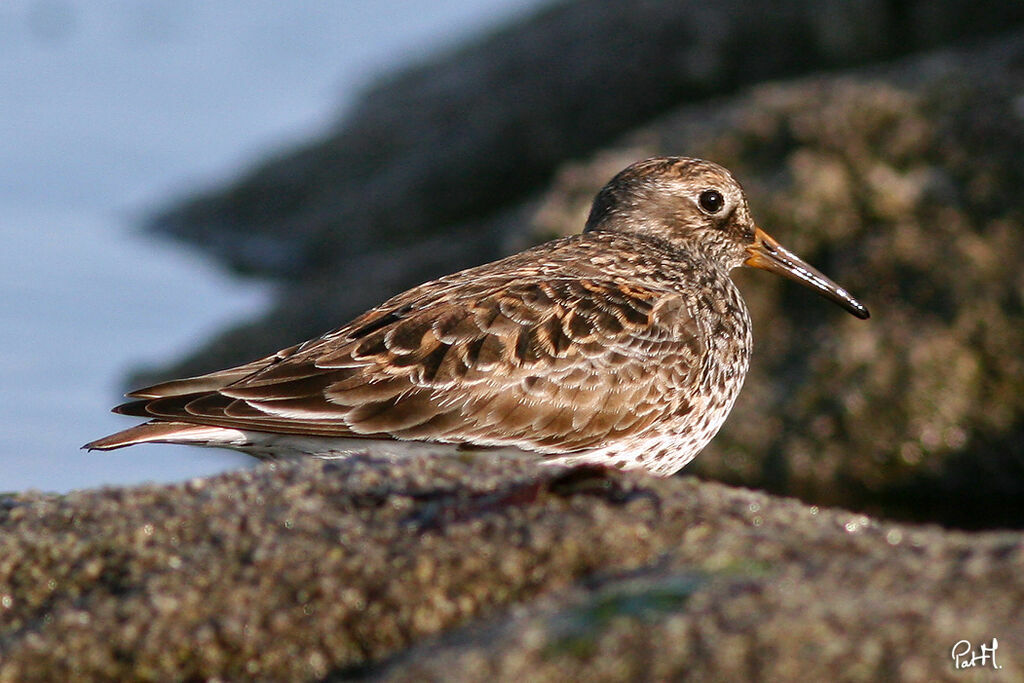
[85,157,868,475]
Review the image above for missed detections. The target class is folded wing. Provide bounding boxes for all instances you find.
[108,272,704,454]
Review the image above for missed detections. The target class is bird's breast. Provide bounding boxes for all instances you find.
[645,266,753,470]
[692,271,753,403]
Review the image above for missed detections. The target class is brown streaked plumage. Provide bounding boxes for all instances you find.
[84,157,869,475]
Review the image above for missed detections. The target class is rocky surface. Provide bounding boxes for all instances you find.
[139,29,1024,529]
[1,458,1020,681]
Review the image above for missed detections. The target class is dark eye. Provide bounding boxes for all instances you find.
[698,189,725,214]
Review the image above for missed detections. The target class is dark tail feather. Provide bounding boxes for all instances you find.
[82,422,228,451]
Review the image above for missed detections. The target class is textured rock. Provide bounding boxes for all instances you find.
[1,458,1020,681]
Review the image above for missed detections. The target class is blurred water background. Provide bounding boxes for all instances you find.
[0,0,548,492]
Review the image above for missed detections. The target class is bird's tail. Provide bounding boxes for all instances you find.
[83,422,234,451]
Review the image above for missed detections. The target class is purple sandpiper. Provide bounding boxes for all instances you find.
[85,157,869,475]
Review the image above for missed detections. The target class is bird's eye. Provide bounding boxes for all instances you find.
[698,189,725,214]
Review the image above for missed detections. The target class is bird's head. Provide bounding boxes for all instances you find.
[585,157,869,319]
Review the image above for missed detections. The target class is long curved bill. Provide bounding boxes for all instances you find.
[745,227,869,319]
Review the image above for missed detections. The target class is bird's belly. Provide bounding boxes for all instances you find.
[546,400,735,477]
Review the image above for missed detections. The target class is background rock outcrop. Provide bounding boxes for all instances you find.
[153,0,1024,282]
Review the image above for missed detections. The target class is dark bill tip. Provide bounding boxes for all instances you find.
[745,227,870,320]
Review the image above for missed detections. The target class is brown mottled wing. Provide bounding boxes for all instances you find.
[116,276,704,454]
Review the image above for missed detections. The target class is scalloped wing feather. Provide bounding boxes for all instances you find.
[105,267,705,454]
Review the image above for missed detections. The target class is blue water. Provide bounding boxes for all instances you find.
[0,0,550,492]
